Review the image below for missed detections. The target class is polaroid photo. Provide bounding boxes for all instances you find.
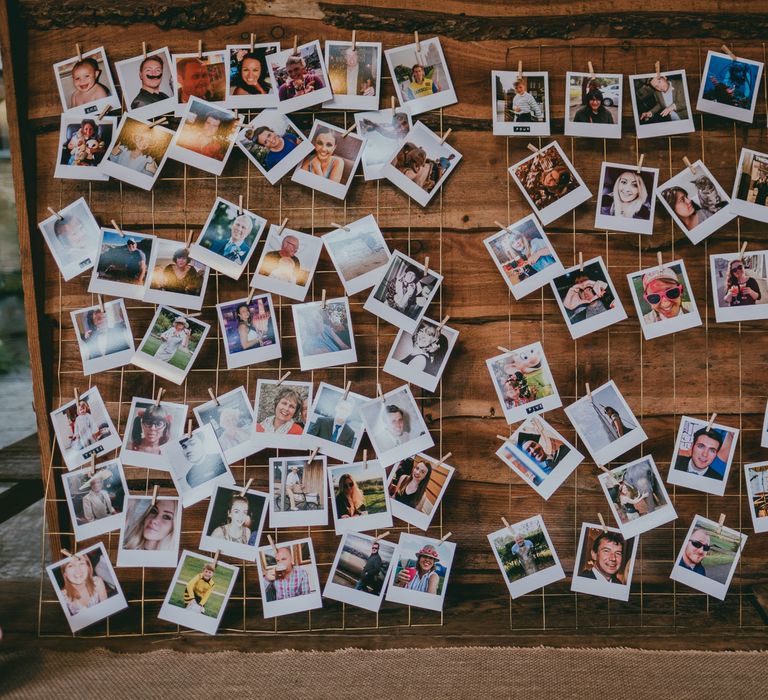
[189,197,267,279]
[487,515,565,599]
[656,160,735,244]
[564,380,646,466]
[387,453,455,531]
[669,515,746,601]
[115,47,176,120]
[697,50,764,123]
[627,260,702,340]
[382,120,462,207]
[269,455,328,528]
[38,198,101,281]
[571,523,637,601]
[667,415,739,496]
[745,462,768,533]
[70,298,135,375]
[50,386,121,471]
[225,42,280,109]
[304,381,367,463]
[143,238,210,311]
[323,215,391,295]
[99,114,174,190]
[324,40,382,111]
[88,227,155,301]
[164,422,235,508]
[268,40,332,113]
[158,550,238,635]
[46,543,128,633]
[384,316,458,393]
[384,37,457,116]
[199,484,269,561]
[385,532,456,612]
[193,386,257,464]
[763,400,768,449]
[252,378,313,451]
[551,256,627,339]
[119,396,188,470]
[564,72,623,139]
[250,224,322,302]
[291,119,365,200]
[486,342,562,424]
[595,162,658,234]
[216,293,282,370]
[363,250,443,334]
[484,216,564,300]
[354,107,413,180]
[167,97,240,176]
[496,415,583,500]
[598,456,677,539]
[292,297,357,371]
[256,538,323,618]
[172,50,228,115]
[328,461,393,535]
[358,385,434,468]
[132,306,210,385]
[53,46,119,116]
[710,251,768,323]
[62,459,127,541]
[54,114,114,181]
[629,69,695,139]
[730,148,768,223]
[116,495,181,568]
[236,110,313,185]
[491,70,550,137]
[323,532,396,612]
[509,141,591,226]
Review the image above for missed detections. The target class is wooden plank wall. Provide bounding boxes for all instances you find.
[6,0,768,646]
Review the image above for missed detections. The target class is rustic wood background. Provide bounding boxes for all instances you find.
[3,0,768,648]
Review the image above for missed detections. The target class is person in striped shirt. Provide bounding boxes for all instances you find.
[263,546,310,600]
[510,79,543,122]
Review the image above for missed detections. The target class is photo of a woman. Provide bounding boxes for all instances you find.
[724,258,761,306]
[60,553,109,615]
[393,543,440,594]
[155,317,191,362]
[152,247,203,296]
[209,493,252,544]
[661,186,714,230]
[230,49,272,96]
[128,404,172,454]
[300,127,345,182]
[600,170,651,219]
[573,88,614,124]
[235,303,270,350]
[335,473,368,518]
[393,459,432,509]
[256,387,305,435]
[393,322,448,376]
[123,499,178,551]
[216,407,252,451]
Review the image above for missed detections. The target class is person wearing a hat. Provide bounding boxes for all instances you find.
[572,88,614,124]
[100,236,147,285]
[80,469,116,522]
[641,267,690,324]
[155,315,191,362]
[395,543,440,594]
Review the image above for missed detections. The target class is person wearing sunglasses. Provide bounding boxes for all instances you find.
[679,527,710,576]
[641,267,691,324]
[723,259,761,307]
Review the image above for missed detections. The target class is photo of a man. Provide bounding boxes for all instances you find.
[307,397,356,448]
[678,527,709,576]
[673,426,724,480]
[580,530,625,583]
[262,546,311,601]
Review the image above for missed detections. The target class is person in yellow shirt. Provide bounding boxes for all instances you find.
[404,64,439,101]
[183,563,216,614]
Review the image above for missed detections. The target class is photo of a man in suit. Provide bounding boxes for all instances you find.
[673,426,724,481]
[306,397,356,448]
[580,530,625,583]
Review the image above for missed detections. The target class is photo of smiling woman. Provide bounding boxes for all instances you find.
[301,127,345,183]
[122,498,178,552]
[595,163,658,234]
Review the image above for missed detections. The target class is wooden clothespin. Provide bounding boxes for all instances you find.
[682,156,698,175]
[97,295,104,312]
[377,384,385,402]
[517,60,523,80]
[423,256,430,273]
[151,484,158,505]
[597,463,610,474]
[351,29,357,51]
[436,315,450,333]
[657,251,664,269]
[250,33,255,51]
[705,413,718,431]
[341,123,357,138]
[391,96,396,116]
[187,418,193,438]
[717,513,726,533]
[276,371,291,386]
[188,312,202,318]
[437,452,452,467]
[276,217,289,236]
[342,380,351,400]
[597,513,608,532]
[414,31,421,52]
[307,446,320,463]
[185,229,194,248]
[240,478,253,497]
[267,534,278,557]
[636,153,645,173]
[110,219,124,235]
[247,287,256,304]
[321,289,327,309]
[238,195,243,215]
[655,61,661,79]
[88,455,96,476]
[494,220,507,231]
[374,531,390,542]
[292,35,299,56]
[207,388,219,406]
[47,207,63,221]
[97,104,111,122]
[149,117,168,129]
[439,128,452,145]
[154,387,164,406]
[61,548,77,561]
[496,346,512,354]
[142,42,147,59]
[211,550,220,569]
[578,251,584,271]
[75,43,82,61]
[527,143,539,154]
[330,221,349,231]
[585,382,592,399]
[497,434,511,443]
[437,531,453,546]
[587,61,595,79]
[363,449,368,469]
[74,387,80,404]
[197,40,203,59]
[501,517,515,535]
[721,44,737,61]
